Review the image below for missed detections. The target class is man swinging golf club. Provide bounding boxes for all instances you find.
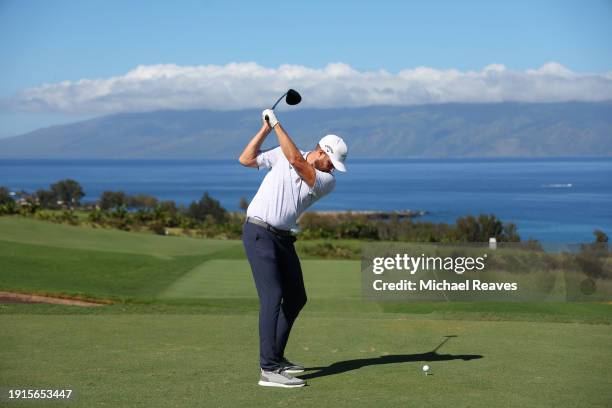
[238,94,348,388]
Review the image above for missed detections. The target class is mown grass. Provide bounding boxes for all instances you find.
[1,313,611,408]
[1,216,611,407]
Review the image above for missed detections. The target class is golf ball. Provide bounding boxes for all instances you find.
[422,365,430,372]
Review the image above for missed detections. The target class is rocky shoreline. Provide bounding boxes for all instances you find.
[302,210,427,220]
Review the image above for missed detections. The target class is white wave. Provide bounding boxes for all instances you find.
[542,183,573,188]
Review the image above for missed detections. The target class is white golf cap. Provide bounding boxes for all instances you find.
[318,134,348,172]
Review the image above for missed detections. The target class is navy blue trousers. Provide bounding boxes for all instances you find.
[242,221,307,371]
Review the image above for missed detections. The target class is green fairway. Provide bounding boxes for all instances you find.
[0,216,242,257]
[1,217,611,407]
[1,312,611,407]
[158,259,360,300]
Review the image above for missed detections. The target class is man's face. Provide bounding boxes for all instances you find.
[314,149,335,173]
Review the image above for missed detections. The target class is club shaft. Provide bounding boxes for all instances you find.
[271,92,288,110]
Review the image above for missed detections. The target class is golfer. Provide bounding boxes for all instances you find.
[239,108,348,388]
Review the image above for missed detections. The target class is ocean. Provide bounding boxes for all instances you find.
[1,157,611,243]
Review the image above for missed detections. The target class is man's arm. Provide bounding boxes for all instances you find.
[238,122,272,168]
[273,122,316,188]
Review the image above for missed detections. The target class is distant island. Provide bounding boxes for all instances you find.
[0,101,611,159]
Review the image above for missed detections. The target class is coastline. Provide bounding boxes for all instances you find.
[301,210,428,220]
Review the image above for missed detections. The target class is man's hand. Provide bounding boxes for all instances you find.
[262,109,279,128]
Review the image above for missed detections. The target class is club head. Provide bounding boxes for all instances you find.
[286,89,302,106]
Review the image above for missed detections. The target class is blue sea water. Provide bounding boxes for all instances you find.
[1,157,611,243]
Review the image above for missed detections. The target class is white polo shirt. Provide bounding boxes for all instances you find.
[246,145,336,230]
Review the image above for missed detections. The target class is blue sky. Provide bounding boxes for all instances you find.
[1,0,611,138]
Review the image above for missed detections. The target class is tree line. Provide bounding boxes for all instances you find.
[0,179,238,237]
[4,178,608,244]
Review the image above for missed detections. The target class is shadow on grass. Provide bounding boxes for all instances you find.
[300,335,482,380]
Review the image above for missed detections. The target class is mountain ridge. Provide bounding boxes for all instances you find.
[1,102,611,158]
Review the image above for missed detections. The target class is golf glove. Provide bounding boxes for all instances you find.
[262,109,279,128]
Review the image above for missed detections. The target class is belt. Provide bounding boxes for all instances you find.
[246,216,294,237]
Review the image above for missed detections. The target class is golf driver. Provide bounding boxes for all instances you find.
[264,89,302,122]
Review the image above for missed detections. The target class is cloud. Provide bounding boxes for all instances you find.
[7,62,612,114]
